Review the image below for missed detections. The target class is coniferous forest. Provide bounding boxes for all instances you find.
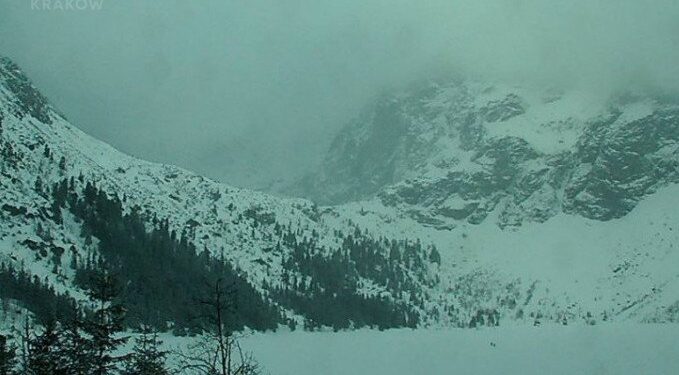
[0,172,443,373]
[5,176,438,334]
[54,178,282,334]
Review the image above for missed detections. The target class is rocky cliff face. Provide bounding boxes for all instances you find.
[294,82,679,229]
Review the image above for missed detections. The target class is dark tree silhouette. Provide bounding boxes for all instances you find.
[177,279,261,375]
[0,334,17,375]
[124,325,170,375]
[84,272,128,375]
[25,321,67,375]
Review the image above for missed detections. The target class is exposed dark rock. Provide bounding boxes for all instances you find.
[0,57,52,124]
[1,204,27,217]
[295,81,679,227]
[479,94,526,122]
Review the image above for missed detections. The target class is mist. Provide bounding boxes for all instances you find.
[1,0,678,188]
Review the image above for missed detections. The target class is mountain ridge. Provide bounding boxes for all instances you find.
[291,80,679,230]
[1,57,678,334]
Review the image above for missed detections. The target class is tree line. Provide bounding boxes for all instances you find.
[3,173,440,357]
[50,178,281,334]
[0,262,78,325]
[0,273,261,375]
[49,176,437,332]
[269,223,441,330]
[0,272,170,375]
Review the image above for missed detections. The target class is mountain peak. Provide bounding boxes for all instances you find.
[0,56,53,125]
[290,80,679,229]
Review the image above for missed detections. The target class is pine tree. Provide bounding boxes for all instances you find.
[26,321,67,375]
[50,181,67,225]
[428,246,441,266]
[124,325,169,375]
[60,317,93,375]
[34,176,44,195]
[0,334,17,375]
[84,272,128,375]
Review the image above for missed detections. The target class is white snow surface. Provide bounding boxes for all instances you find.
[160,325,679,375]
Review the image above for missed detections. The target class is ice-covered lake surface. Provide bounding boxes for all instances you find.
[236,325,679,375]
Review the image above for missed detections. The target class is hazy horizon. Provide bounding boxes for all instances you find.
[2,0,679,189]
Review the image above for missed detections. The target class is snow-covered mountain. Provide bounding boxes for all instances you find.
[290,79,679,323]
[1,56,678,335]
[293,81,679,228]
[0,56,435,331]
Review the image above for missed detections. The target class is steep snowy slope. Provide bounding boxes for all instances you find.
[290,78,679,324]
[0,56,438,331]
[293,81,679,230]
[330,182,679,325]
[1,56,678,333]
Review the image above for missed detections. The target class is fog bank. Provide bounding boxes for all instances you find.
[1,0,678,186]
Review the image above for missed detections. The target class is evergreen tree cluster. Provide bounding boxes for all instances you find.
[0,262,78,325]
[0,334,17,375]
[50,178,281,334]
[0,273,170,375]
[270,224,439,330]
[38,176,441,334]
[0,138,22,171]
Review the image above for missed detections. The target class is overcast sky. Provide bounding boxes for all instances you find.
[1,0,679,189]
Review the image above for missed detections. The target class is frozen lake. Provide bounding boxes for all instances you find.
[240,325,679,375]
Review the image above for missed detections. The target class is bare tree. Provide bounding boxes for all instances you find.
[175,279,261,375]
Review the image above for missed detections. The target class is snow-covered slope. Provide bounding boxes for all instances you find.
[293,81,679,229]
[0,56,436,330]
[1,56,678,331]
[290,79,679,324]
[0,56,311,286]
[332,182,679,325]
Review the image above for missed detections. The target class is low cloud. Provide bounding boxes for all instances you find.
[1,0,678,186]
